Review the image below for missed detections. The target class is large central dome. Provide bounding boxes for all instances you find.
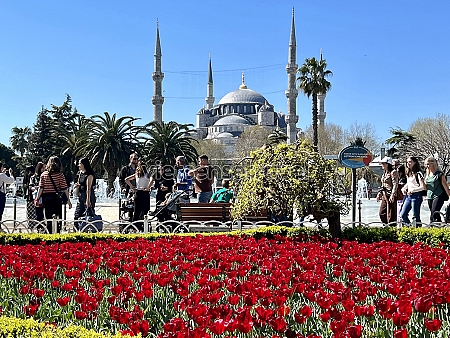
[218,88,267,105]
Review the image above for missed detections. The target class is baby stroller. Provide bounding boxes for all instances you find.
[148,190,191,233]
[119,193,135,233]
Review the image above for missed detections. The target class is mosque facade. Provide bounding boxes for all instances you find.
[151,10,327,149]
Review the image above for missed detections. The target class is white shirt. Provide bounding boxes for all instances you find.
[0,172,15,193]
[405,172,424,194]
[135,175,151,190]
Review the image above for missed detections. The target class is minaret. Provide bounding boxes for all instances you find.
[285,8,299,144]
[205,54,215,109]
[317,49,327,126]
[152,20,164,123]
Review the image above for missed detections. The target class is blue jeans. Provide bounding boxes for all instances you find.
[198,191,213,203]
[400,192,423,225]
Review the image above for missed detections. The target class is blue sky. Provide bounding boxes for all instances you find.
[1,0,450,150]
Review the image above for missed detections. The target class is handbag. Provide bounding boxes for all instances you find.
[78,208,103,232]
[437,171,450,201]
[48,174,68,204]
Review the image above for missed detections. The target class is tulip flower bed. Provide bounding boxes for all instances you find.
[0,233,450,337]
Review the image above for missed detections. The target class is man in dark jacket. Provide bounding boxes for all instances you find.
[118,153,138,223]
[119,153,138,197]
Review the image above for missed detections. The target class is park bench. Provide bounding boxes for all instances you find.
[177,202,269,232]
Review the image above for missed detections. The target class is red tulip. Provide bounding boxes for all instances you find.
[394,328,408,338]
[424,318,442,331]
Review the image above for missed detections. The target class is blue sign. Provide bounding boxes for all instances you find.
[338,146,372,169]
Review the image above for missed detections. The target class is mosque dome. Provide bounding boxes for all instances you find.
[218,88,267,105]
[216,132,234,138]
[213,115,253,126]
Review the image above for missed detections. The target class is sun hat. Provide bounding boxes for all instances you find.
[380,156,393,165]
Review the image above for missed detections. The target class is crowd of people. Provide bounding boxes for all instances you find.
[376,155,450,226]
[3,152,450,233]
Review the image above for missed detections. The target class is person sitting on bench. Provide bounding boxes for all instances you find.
[210,179,233,203]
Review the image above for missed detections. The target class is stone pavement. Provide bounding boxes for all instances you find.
[1,196,437,228]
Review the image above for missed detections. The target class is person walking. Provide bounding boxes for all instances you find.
[35,156,72,233]
[424,156,450,223]
[400,156,426,227]
[23,165,38,228]
[73,157,97,229]
[189,154,215,203]
[396,164,407,224]
[376,157,399,225]
[0,162,15,222]
[30,162,46,224]
[125,160,152,231]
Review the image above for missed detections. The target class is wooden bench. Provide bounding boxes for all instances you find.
[177,203,269,232]
[178,203,232,223]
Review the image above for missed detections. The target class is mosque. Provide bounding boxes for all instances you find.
[151,10,327,151]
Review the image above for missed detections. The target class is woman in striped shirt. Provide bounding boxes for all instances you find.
[36,156,72,233]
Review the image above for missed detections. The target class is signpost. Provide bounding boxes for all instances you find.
[338,145,373,225]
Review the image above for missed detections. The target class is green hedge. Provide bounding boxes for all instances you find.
[2,225,450,248]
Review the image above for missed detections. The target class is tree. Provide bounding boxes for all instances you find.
[10,126,31,158]
[385,127,416,159]
[141,121,198,166]
[344,122,381,155]
[27,106,54,165]
[77,112,141,190]
[233,126,271,158]
[56,115,90,181]
[0,144,17,176]
[394,113,450,174]
[298,57,332,150]
[304,122,344,156]
[231,141,348,237]
[267,129,288,145]
[193,139,228,178]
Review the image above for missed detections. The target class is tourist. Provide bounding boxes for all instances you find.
[396,164,407,223]
[424,156,450,223]
[125,160,152,231]
[189,154,215,203]
[119,153,138,220]
[35,156,72,233]
[73,157,97,228]
[23,165,38,227]
[400,156,426,227]
[0,162,15,222]
[174,156,192,203]
[210,179,234,203]
[149,165,174,206]
[376,157,399,225]
[119,153,138,197]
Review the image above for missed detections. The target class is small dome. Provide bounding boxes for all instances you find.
[218,88,267,105]
[216,132,234,138]
[213,115,252,126]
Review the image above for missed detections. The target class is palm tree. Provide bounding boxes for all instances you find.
[10,126,31,157]
[77,112,141,190]
[141,121,198,166]
[298,57,332,150]
[55,115,89,181]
